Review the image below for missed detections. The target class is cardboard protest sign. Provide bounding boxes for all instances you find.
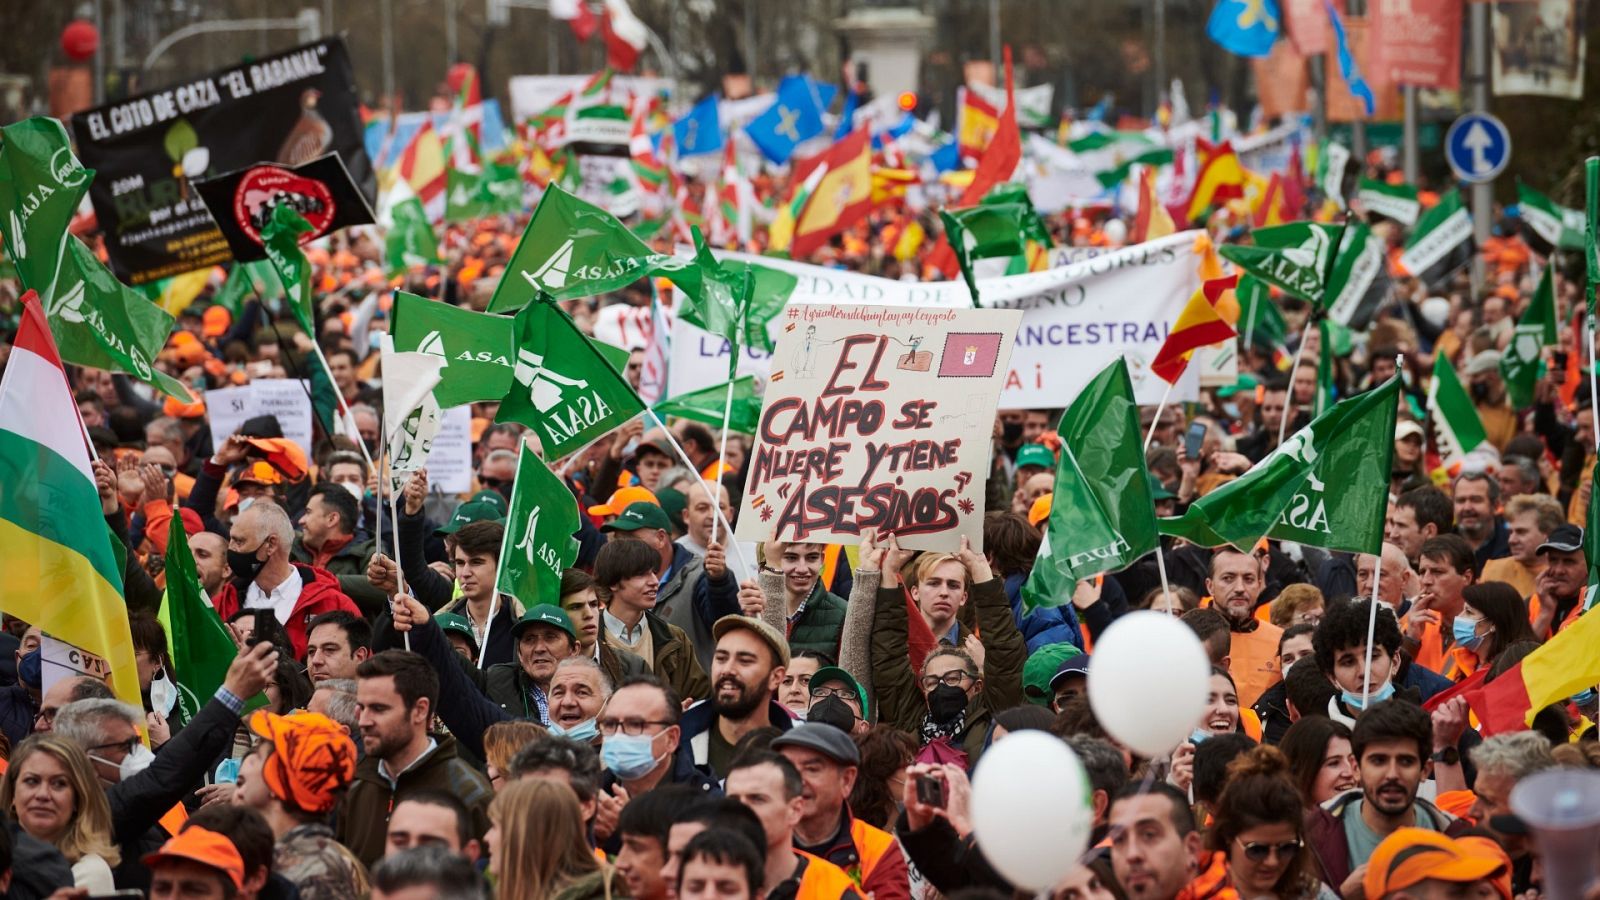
[735,304,1022,552]
[194,153,375,262]
[70,39,370,284]
[205,380,314,456]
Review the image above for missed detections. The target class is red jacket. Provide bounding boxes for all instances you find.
[213,564,360,657]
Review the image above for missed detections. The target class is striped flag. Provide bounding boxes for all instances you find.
[1356,177,1419,226]
[1,291,142,715]
[1185,140,1247,222]
[1150,285,1238,384]
[1400,190,1475,289]
[1428,353,1487,470]
[1131,167,1177,243]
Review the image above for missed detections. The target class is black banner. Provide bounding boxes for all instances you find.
[70,38,372,285]
[194,154,375,262]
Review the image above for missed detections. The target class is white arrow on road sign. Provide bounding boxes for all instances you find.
[1462,123,1494,176]
[1445,113,1510,185]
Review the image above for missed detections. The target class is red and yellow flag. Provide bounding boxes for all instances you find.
[1131,167,1176,244]
[1466,597,1600,735]
[790,129,872,259]
[957,47,1022,207]
[1185,140,1246,223]
[1254,173,1288,227]
[1150,285,1238,384]
[957,88,999,163]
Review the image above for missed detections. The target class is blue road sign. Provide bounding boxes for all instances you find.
[1445,113,1511,184]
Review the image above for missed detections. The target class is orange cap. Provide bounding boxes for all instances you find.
[202,305,231,338]
[588,485,660,518]
[167,331,208,367]
[1028,492,1052,526]
[1454,835,1513,900]
[1364,829,1505,900]
[233,460,285,488]
[248,710,357,815]
[144,826,245,890]
[243,437,309,482]
[163,395,206,419]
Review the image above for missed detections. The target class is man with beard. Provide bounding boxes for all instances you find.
[680,616,793,779]
[1530,524,1588,638]
[1303,700,1471,895]
[1107,783,1201,900]
[1205,549,1282,708]
[1453,472,1510,571]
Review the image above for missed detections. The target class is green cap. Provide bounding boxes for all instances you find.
[434,613,479,651]
[1215,374,1261,399]
[810,665,871,722]
[510,604,578,642]
[436,499,506,535]
[1022,642,1083,706]
[601,500,674,533]
[469,490,509,516]
[1148,473,1177,501]
[1015,443,1055,471]
[656,487,688,532]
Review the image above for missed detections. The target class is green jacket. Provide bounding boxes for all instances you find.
[788,582,849,659]
[870,577,1026,764]
[336,734,492,868]
[290,535,386,617]
[613,612,711,702]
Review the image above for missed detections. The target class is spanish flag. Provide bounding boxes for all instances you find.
[1150,285,1238,384]
[789,129,872,259]
[957,88,999,163]
[1130,167,1176,244]
[1254,173,1289,227]
[1467,598,1600,735]
[1185,140,1247,223]
[1,292,143,716]
[957,47,1022,207]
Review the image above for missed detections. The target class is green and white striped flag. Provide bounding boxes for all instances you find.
[1501,265,1558,409]
[1516,181,1584,255]
[1357,177,1419,227]
[1428,353,1488,469]
[1068,130,1175,188]
[1400,190,1475,289]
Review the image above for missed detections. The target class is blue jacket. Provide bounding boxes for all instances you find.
[1400,653,1455,704]
[1003,572,1083,651]
[0,682,35,751]
[680,697,793,778]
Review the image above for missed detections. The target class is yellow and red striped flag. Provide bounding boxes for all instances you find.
[1149,285,1238,384]
[1130,167,1176,244]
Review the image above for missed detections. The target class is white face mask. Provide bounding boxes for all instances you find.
[237,497,256,514]
[338,480,364,501]
[149,671,178,718]
[91,743,156,783]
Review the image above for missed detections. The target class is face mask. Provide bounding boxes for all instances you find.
[19,648,41,691]
[150,670,178,718]
[1001,421,1024,443]
[1341,678,1396,711]
[236,496,256,514]
[926,683,969,723]
[227,541,269,583]
[1190,728,1213,745]
[602,732,664,780]
[549,718,599,743]
[92,744,155,782]
[1469,381,1491,402]
[808,696,857,733]
[338,480,365,502]
[1222,402,1241,419]
[1452,615,1485,650]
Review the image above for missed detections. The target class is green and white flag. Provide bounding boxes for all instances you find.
[1221,221,1389,329]
[1356,177,1419,227]
[1160,378,1400,554]
[1428,353,1488,469]
[214,259,284,317]
[939,203,1032,306]
[445,161,523,222]
[496,297,646,458]
[495,444,581,609]
[1400,190,1474,289]
[380,333,446,490]
[680,228,756,376]
[1237,275,1288,351]
[1028,358,1158,599]
[260,203,317,337]
[386,195,442,276]
[1516,181,1584,255]
[54,239,194,401]
[390,290,515,407]
[1067,130,1175,188]
[653,376,762,433]
[489,184,697,313]
[1502,265,1558,409]
[1587,157,1600,320]
[158,508,246,724]
[1322,224,1390,332]
[1319,140,1350,209]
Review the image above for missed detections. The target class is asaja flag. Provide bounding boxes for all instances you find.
[1400,190,1474,289]
[445,161,522,222]
[1516,181,1584,256]
[496,298,646,458]
[1220,222,1342,303]
[1428,353,1488,469]
[939,203,1031,307]
[380,334,446,490]
[390,291,515,407]
[1031,358,1159,596]
[260,204,317,336]
[1161,377,1400,554]
[1150,285,1237,384]
[1,292,143,715]
[496,444,581,608]
[158,507,239,724]
[1237,275,1289,352]
[55,239,194,401]
[679,228,756,373]
[386,194,442,276]
[1502,265,1558,409]
[1357,177,1419,227]
[653,376,762,433]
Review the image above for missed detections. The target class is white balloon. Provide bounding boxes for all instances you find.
[971,731,1094,891]
[1087,610,1211,758]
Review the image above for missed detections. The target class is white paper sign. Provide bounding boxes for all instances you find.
[428,405,475,495]
[204,380,314,454]
[40,635,111,697]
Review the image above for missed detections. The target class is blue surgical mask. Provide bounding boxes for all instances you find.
[602,732,664,780]
[1189,728,1213,745]
[1341,679,1396,711]
[1451,615,1485,650]
[548,718,599,743]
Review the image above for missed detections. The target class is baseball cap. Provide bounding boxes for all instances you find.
[1363,829,1504,900]
[1023,643,1083,705]
[468,489,509,516]
[1537,524,1584,555]
[243,437,308,482]
[247,710,357,815]
[435,613,480,653]
[233,460,285,487]
[203,305,231,338]
[772,722,861,766]
[1395,420,1425,443]
[1148,473,1177,501]
[809,665,871,722]
[631,439,672,464]
[144,826,246,891]
[657,486,689,532]
[436,499,506,535]
[510,604,578,642]
[601,500,675,533]
[1049,655,1092,692]
[1215,374,1260,399]
[1015,444,1055,471]
[712,614,791,667]
[163,395,207,419]
[1464,350,1503,377]
[588,486,659,518]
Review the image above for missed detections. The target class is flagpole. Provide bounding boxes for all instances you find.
[1279,327,1311,447]
[1361,550,1382,706]
[1142,381,1176,454]
[385,446,411,652]
[710,379,737,545]
[481,449,524,670]
[1588,317,1599,456]
[653,413,752,575]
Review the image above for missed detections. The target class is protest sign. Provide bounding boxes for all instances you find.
[70,39,370,284]
[735,304,1023,552]
[428,406,476,494]
[205,380,314,454]
[194,153,375,262]
[41,635,111,696]
[1370,0,1462,90]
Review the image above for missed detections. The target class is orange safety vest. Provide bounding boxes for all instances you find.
[847,818,896,888]
[795,851,866,899]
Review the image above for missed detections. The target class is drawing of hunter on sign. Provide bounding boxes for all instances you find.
[734,304,1023,552]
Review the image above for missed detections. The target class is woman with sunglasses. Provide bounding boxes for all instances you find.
[1183,746,1335,900]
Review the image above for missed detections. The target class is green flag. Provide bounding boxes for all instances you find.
[390,290,515,407]
[1400,190,1474,289]
[54,239,194,401]
[1587,157,1600,320]
[495,445,582,608]
[0,117,91,307]
[1160,378,1400,554]
[654,376,762,433]
[1219,222,1341,303]
[679,243,795,361]
[260,203,316,336]
[1356,177,1419,226]
[1236,275,1288,351]
[939,203,1031,307]
[446,161,523,222]
[1502,265,1558,409]
[1516,181,1585,255]
[386,196,442,276]
[1428,353,1487,468]
[489,184,697,313]
[157,508,241,723]
[214,260,284,317]
[496,298,647,458]
[1029,358,1158,599]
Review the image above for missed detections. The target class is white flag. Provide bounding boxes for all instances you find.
[380,334,446,488]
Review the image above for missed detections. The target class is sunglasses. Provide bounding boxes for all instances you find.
[1235,838,1302,863]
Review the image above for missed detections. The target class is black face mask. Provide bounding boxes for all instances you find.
[228,540,270,583]
[927,683,969,723]
[1001,421,1024,443]
[1469,381,1491,402]
[808,696,857,732]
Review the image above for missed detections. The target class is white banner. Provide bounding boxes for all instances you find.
[672,231,1204,410]
[204,380,313,455]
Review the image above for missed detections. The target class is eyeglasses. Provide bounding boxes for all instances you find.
[90,737,140,757]
[597,718,674,736]
[478,476,509,489]
[810,686,859,702]
[1235,838,1302,863]
[919,671,977,691]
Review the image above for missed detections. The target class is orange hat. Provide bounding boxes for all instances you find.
[247,710,357,815]
[588,485,660,518]
[143,826,245,890]
[1454,835,1513,900]
[1363,829,1505,900]
[163,395,206,419]
[167,331,208,367]
[243,437,309,483]
[233,460,285,488]
[202,305,231,338]
[1028,492,1053,526]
